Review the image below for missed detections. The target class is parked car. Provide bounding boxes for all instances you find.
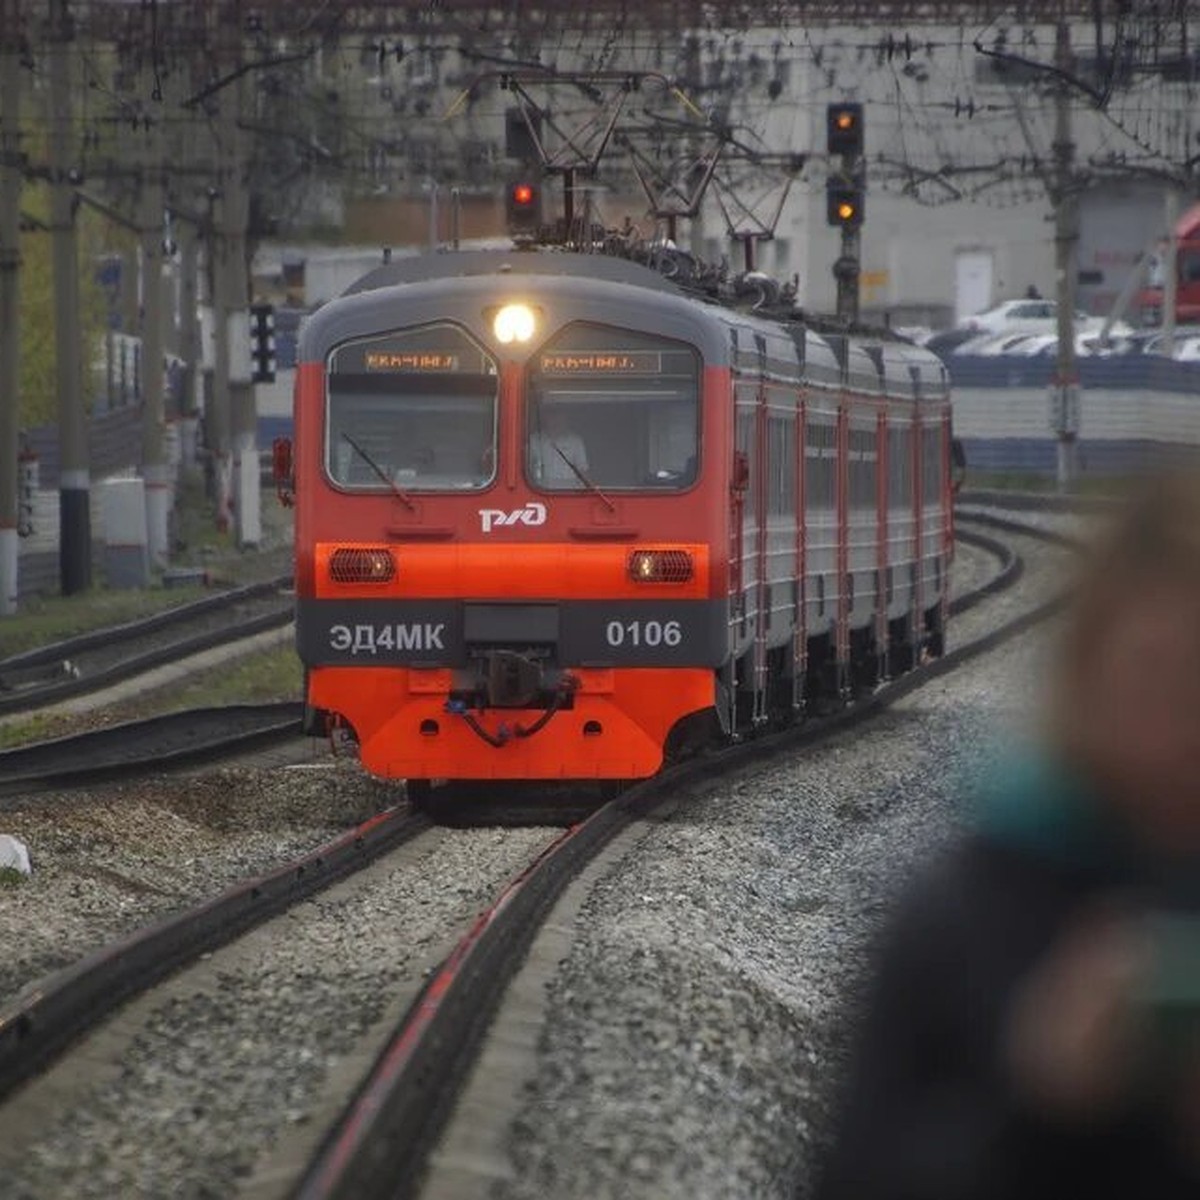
[959,298,1132,339]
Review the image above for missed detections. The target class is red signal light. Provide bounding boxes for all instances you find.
[506,179,542,235]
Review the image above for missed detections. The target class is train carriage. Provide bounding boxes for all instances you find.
[285,250,953,786]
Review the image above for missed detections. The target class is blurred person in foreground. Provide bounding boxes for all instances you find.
[816,471,1200,1200]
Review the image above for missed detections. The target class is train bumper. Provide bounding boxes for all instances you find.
[307,666,715,780]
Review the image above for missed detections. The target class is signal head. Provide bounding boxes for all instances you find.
[826,102,864,157]
[826,178,864,229]
[506,179,542,235]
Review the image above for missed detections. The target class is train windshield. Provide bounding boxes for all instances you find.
[527,325,699,492]
[325,325,497,491]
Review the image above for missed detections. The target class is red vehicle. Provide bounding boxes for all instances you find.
[1136,202,1200,326]
[283,250,954,791]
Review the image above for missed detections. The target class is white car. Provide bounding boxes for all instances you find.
[960,299,1132,339]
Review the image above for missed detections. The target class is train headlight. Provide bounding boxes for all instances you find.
[493,303,536,344]
[628,549,693,584]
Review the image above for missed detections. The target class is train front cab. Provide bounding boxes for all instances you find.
[292,271,731,784]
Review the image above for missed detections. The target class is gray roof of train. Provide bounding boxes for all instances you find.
[344,250,682,296]
[300,250,947,400]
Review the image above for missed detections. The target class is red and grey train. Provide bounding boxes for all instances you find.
[285,250,954,786]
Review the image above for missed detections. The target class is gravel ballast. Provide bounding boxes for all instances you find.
[0,522,1063,1199]
[1,813,557,1200]
[488,542,1063,1200]
[0,756,400,1008]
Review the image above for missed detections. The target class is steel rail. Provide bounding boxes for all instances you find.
[0,702,304,799]
[0,574,291,674]
[0,585,295,718]
[293,516,1065,1200]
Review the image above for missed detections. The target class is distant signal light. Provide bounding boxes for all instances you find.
[506,180,542,235]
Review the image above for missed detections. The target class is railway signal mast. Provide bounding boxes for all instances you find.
[826,102,864,324]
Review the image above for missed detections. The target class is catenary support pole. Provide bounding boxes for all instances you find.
[224,70,259,549]
[0,0,22,614]
[139,59,170,568]
[1162,188,1179,357]
[48,0,91,593]
[1051,17,1079,493]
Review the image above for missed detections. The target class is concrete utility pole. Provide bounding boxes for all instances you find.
[1051,17,1080,493]
[226,83,259,548]
[176,218,201,468]
[48,0,91,593]
[1162,187,1179,356]
[139,61,170,567]
[0,0,21,615]
[208,2,258,545]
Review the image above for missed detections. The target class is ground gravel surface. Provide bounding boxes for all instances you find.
[0,755,400,1007]
[495,548,1052,1200]
[3,812,557,1200]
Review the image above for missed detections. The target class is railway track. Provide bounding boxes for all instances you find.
[291,510,1069,1200]
[0,574,294,718]
[0,702,303,801]
[0,515,1063,1199]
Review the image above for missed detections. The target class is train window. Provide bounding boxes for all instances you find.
[736,400,757,521]
[922,424,942,503]
[805,419,837,509]
[888,425,912,507]
[848,427,877,509]
[527,324,699,492]
[325,324,498,492]
[767,413,797,515]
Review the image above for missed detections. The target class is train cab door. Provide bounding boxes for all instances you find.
[752,335,771,726]
[730,351,765,732]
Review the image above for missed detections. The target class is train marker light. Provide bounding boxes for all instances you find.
[329,547,396,585]
[628,549,694,584]
[493,302,536,344]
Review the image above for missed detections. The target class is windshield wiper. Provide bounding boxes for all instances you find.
[341,432,416,510]
[551,441,615,512]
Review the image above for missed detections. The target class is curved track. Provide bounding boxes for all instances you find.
[0,702,303,800]
[0,516,1046,1189]
[293,512,1066,1200]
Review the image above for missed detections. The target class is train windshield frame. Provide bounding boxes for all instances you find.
[324,323,498,493]
[526,323,700,494]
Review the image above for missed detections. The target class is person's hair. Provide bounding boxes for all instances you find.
[1056,468,1200,692]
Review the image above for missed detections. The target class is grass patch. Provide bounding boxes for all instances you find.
[159,644,303,710]
[0,867,26,888]
[0,585,210,659]
[1,475,294,659]
[964,470,1136,497]
[0,711,71,751]
[0,644,303,751]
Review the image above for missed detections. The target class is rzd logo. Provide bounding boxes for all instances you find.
[479,501,547,533]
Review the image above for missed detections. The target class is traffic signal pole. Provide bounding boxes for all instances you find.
[835,224,861,325]
[826,103,864,326]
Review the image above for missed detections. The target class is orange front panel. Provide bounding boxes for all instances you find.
[312,542,713,602]
[308,665,715,780]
